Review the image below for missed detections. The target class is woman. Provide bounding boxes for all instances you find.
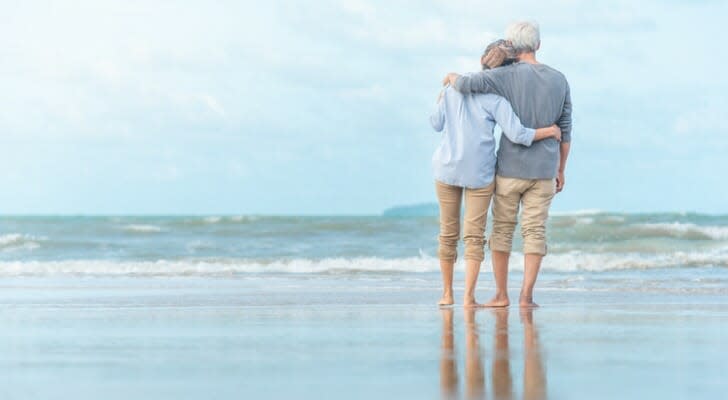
[429,40,561,307]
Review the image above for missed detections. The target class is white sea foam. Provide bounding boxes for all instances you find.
[0,257,436,276]
[551,209,604,216]
[203,216,222,224]
[1,250,727,276]
[635,222,728,240]
[122,224,163,233]
[230,215,258,222]
[0,233,44,252]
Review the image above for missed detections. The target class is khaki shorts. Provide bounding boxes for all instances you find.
[435,180,495,262]
[489,176,556,256]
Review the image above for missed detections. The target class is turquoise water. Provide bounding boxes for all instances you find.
[2,212,728,273]
[1,213,727,398]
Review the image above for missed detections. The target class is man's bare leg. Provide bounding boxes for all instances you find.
[521,308,546,400]
[483,250,510,307]
[463,259,482,307]
[520,254,543,307]
[439,259,455,306]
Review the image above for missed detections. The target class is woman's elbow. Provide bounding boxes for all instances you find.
[429,118,444,132]
[514,131,534,147]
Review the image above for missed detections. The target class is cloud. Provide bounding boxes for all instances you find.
[338,84,387,100]
[1,0,727,213]
[673,100,728,143]
[200,95,226,117]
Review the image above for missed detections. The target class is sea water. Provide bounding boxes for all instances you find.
[1,213,727,399]
[3,212,728,274]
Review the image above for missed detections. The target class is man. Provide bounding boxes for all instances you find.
[443,21,572,307]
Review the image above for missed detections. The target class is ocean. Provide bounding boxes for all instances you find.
[1,212,727,399]
[2,211,728,276]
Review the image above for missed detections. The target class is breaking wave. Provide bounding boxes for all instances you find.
[0,233,44,252]
[122,224,163,233]
[1,250,727,277]
[634,223,728,240]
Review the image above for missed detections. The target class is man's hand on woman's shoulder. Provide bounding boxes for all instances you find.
[442,73,460,87]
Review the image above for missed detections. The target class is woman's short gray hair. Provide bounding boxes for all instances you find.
[505,21,540,53]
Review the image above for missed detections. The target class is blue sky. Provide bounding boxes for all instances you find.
[1,0,727,215]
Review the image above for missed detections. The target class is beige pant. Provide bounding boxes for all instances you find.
[435,181,495,262]
[489,176,556,256]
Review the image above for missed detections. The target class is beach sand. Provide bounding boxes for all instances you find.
[1,272,726,399]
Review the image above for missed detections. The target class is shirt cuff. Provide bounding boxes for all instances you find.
[523,128,536,146]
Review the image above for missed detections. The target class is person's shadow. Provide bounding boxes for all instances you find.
[439,308,546,400]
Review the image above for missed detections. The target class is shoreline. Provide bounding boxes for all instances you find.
[1,276,725,400]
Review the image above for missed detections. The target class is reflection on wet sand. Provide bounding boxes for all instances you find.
[439,308,546,400]
[522,309,546,400]
[440,309,459,399]
[492,309,513,400]
[464,309,485,399]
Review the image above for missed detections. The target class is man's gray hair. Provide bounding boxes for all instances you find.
[505,21,540,53]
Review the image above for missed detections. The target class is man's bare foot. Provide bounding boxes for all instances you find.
[482,295,510,308]
[438,293,454,306]
[519,295,539,308]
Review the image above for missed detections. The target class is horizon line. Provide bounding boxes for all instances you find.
[0,209,726,217]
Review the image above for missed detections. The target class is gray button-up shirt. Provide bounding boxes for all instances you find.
[454,62,572,179]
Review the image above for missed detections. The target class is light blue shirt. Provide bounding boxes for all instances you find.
[429,85,536,189]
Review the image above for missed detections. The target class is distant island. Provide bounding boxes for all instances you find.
[382,203,439,217]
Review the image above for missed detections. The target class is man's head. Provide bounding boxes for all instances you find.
[505,21,540,54]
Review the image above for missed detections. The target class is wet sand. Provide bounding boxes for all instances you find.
[0,273,726,399]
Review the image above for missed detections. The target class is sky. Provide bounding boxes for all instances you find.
[1,0,727,215]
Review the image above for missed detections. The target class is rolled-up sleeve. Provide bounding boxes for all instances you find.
[429,89,447,132]
[490,96,535,146]
[453,71,498,95]
[558,82,572,143]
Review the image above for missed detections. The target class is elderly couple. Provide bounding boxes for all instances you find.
[430,21,572,308]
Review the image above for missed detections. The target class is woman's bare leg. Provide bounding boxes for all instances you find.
[463,259,481,307]
[462,184,494,307]
[439,260,455,306]
[435,181,462,306]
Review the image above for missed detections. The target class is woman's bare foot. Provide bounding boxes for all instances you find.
[438,292,454,306]
[463,295,482,308]
[519,295,539,308]
[482,295,510,308]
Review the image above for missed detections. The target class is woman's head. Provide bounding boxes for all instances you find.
[481,39,517,70]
